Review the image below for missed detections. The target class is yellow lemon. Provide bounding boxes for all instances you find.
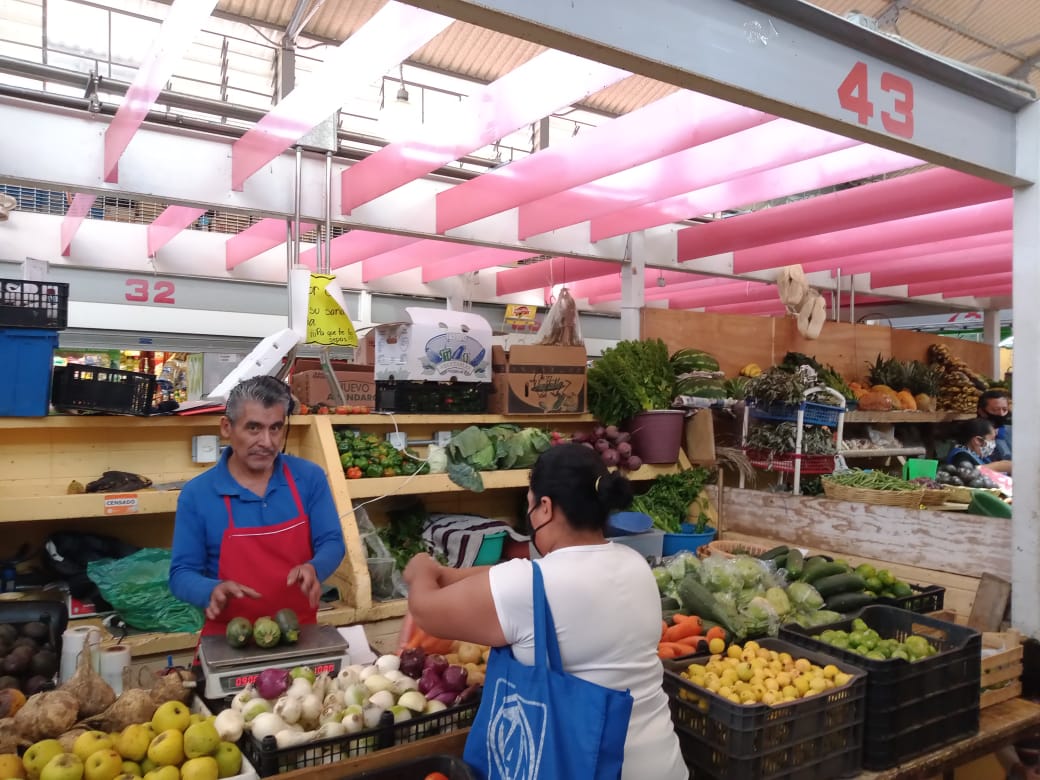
[727,645,743,660]
[708,638,726,655]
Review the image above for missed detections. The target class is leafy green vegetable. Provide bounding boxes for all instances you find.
[448,462,485,492]
[445,424,553,490]
[630,467,714,533]
[587,338,676,426]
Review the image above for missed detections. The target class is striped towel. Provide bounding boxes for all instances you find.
[423,513,530,568]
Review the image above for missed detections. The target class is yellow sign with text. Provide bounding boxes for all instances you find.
[307,274,358,347]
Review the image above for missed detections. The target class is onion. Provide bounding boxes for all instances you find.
[274,728,313,749]
[256,668,291,700]
[323,691,345,710]
[314,721,348,739]
[363,674,393,694]
[300,693,322,726]
[382,670,405,683]
[342,683,369,707]
[604,425,619,440]
[423,654,448,676]
[601,448,619,466]
[342,711,364,734]
[424,699,447,714]
[358,665,381,682]
[397,690,427,712]
[616,442,632,457]
[625,455,643,471]
[594,439,610,453]
[399,648,425,679]
[231,684,257,712]
[434,690,458,705]
[288,677,312,697]
[391,676,418,696]
[418,668,440,695]
[241,698,273,724]
[442,665,468,693]
[375,654,401,673]
[274,695,302,725]
[215,708,245,742]
[454,683,482,705]
[335,668,360,690]
[319,704,344,725]
[251,712,288,741]
[362,704,385,729]
[313,672,332,700]
[368,689,395,711]
[388,705,412,724]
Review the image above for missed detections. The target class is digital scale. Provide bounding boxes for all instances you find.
[198,624,351,699]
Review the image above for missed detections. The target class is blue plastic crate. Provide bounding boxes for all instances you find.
[0,328,57,416]
[749,399,844,427]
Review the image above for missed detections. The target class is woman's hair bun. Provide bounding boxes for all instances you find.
[596,470,634,512]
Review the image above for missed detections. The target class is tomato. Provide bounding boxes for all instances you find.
[335,405,349,415]
[424,773,450,780]
[346,466,362,480]
[298,404,310,415]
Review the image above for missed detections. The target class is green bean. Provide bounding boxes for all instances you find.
[825,469,918,491]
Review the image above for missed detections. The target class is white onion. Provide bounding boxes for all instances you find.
[314,721,348,739]
[319,704,343,725]
[231,684,257,713]
[300,693,323,726]
[368,689,395,711]
[362,704,385,729]
[342,711,364,734]
[391,676,418,696]
[424,699,448,714]
[274,694,302,725]
[323,691,345,709]
[241,698,273,724]
[382,669,405,683]
[335,668,360,690]
[397,691,427,713]
[214,708,245,741]
[251,712,288,741]
[288,677,312,697]
[363,674,393,694]
[343,683,369,707]
[274,728,314,749]
[358,665,381,682]
[375,654,401,674]
[313,672,332,700]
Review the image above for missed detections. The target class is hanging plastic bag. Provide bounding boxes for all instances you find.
[535,287,583,347]
[87,548,203,633]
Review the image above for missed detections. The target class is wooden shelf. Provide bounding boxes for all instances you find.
[0,415,221,430]
[343,462,682,499]
[844,411,974,424]
[840,447,927,459]
[0,489,181,523]
[314,413,595,426]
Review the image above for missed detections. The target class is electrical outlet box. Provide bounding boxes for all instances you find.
[192,435,220,464]
[386,431,408,451]
[434,430,453,447]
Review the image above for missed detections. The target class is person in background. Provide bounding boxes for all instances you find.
[947,417,1012,474]
[170,376,346,634]
[404,444,687,780]
[978,389,1012,461]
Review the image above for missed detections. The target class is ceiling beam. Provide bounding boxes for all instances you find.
[147,205,206,257]
[60,194,97,257]
[226,218,315,270]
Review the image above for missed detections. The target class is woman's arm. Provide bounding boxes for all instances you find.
[986,459,1012,474]
[404,554,506,647]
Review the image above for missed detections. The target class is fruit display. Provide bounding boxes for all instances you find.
[335,430,428,480]
[814,617,938,661]
[657,614,727,659]
[296,403,371,415]
[233,654,482,750]
[0,618,59,698]
[927,343,987,413]
[571,424,643,471]
[858,355,940,412]
[934,462,998,489]
[5,701,245,780]
[677,640,855,706]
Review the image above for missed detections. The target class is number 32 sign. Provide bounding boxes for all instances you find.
[837,61,915,140]
[125,278,176,304]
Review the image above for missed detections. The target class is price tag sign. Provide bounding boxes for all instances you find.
[307,274,358,347]
[103,493,139,515]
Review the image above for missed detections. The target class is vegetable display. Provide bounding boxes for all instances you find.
[630,468,715,534]
[335,430,428,480]
[745,422,835,456]
[587,339,676,427]
[571,424,642,471]
[934,462,998,489]
[445,424,552,492]
[225,610,302,650]
[0,619,58,699]
[678,640,855,706]
[814,617,938,661]
[823,469,919,492]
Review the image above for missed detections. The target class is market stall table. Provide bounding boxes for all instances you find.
[856,698,1040,780]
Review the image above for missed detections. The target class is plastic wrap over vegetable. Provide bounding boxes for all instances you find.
[739,596,780,638]
[652,551,701,600]
[786,581,825,612]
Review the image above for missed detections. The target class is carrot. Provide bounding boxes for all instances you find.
[705,625,726,643]
[662,620,669,639]
[658,641,695,658]
[665,619,703,643]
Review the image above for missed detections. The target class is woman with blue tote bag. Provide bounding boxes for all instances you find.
[404,444,687,780]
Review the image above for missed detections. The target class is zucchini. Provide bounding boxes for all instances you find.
[801,559,849,584]
[758,545,790,562]
[785,548,804,579]
[677,576,740,636]
[772,554,788,570]
[814,573,866,598]
[824,591,876,614]
[661,596,681,612]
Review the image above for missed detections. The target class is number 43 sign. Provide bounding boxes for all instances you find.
[837,61,915,140]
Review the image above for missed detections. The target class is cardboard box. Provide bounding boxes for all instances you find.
[291,366,375,408]
[374,308,492,383]
[489,344,587,415]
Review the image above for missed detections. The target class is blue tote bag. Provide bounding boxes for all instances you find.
[463,562,634,780]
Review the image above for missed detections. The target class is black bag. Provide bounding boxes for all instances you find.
[43,532,140,612]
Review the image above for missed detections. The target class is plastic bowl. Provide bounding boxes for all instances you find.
[606,511,654,537]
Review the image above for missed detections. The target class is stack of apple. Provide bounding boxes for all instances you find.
[230,655,480,751]
[6,701,244,780]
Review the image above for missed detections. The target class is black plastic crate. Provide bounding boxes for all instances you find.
[779,605,980,770]
[352,755,476,780]
[240,699,480,776]
[52,364,155,415]
[0,278,69,329]
[663,638,866,780]
[0,599,67,650]
[874,583,946,614]
[376,380,489,414]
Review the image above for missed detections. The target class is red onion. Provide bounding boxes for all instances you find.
[617,442,632,457]
[423,653,448,676]
[602,449,620,466]
[434,690,459,705]
[625,455,643,471]
[442,665,468,693]
[593,426,606,439]
[255,668,291,700]
[399,647,426,679]
[454,683,482,705]
[604,425,619,440]
[418,667,441,695]
[594,439,610,453]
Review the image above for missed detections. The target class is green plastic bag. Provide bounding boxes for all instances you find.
[87,548,204,633]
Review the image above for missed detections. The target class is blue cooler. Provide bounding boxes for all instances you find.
[0,328,57,416]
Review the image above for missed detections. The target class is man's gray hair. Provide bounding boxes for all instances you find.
[226,376,293,422]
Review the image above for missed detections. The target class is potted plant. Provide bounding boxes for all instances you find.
[587,338,683,463]
[630,467,717,555]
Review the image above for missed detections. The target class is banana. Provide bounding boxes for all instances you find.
[740,363,763,378]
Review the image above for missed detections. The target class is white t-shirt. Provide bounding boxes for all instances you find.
[488,542,688,780]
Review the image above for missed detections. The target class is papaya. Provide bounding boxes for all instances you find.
[895,390,917,411]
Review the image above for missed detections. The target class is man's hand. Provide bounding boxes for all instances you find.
[207,581,262,620]
[287,563,321,608]
[403,553,441,587]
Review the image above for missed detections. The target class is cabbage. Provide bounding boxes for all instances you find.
[732,556,767,589]
[702,558,738,593]
[652,567,673,595]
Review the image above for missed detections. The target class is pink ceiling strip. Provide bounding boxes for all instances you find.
[226,218,316,270]
[232,3,452,191]
[701,300,789,315]
[677,168,1009,261]
[591,145,921,241]
[60,194,97,257]
[664,283,777,310]
[103,0,218,183]
[146,205,205,256]
[362,241,486,283]
[343,51,628,214]
[871,252,1011,288]
[803,231,1013,275]
[946,284,1011,299]
[301,230,418,269]
[586,275,736,305]
[908,272,1012,297]
[567,271,722,301]
[421,247,542,283]
[496,258,618,296]
[517,119,857,240]
[435,91,771,233]
[729,199,1012,274]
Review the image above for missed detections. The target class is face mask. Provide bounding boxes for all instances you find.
[986,412,1010,427]
[526,505,553,556]
[979,439,996,458]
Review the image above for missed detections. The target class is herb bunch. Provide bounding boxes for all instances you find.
[631,466,716,534]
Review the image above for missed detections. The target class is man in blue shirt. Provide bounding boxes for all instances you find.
[977,389,1012,463]
[170,376,345,634]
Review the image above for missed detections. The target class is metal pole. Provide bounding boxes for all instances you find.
[833,267,841,321]
[849,274,856,324]
[324,151,333,276]
[293,146,303,268]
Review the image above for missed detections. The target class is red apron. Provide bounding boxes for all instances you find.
[200,462,318,637]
